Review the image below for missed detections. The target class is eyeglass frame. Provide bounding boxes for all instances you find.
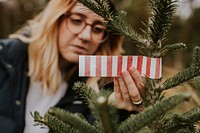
[64,12,109,43]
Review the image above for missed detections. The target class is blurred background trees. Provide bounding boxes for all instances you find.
[0,0,48,38]
[0,0,200,68]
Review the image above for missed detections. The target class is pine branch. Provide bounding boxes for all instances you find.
[32,111,79,133]
[174,129,194,133]
[73,82,111,123]
[177,107,200,123]
[191,46,200,67]
[117,94,190,133]
[189,46,200,96]
[137,0,178,57]
[160,43,187,57]
[77,0,113,19]
[161,66,200,90]
[148,0,177,44]
[47,107,98,133]
[136,0,179,57]
[95,96,119,133]
[78,0,145,44]
[162,46,200,90]
[73,82,101,122]
[106,11,144,44]
[158,107,200,133]
[73,81,98,104]
[142,79,161,107]
[73,82,119,132]
[189,77,200,96]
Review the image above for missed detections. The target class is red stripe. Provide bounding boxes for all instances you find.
[107,56,112,76]
[85,56,90,76]
[146,57,151,78]
[155,58,161,78]
[117,56,122,76]
[96,56,101,76]
[137,56,143,75]
[127,56,133,70]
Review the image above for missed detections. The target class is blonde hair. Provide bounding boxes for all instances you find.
[10,0,124,94]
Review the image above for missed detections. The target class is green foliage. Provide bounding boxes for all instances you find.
[118,94,189,133]
[94,96,118,133]
[32,0,200,133]
[78,0,115,19]
[190,77,200,95]
[160,43,187,57]
[162,66,200,90]
[162,46,200,90]
[47,107,97,133]
[73,82,119,133]
[79,0,183,58]
[192,46,200,67]
[147,0,177,44]
[158,107,200,133]
[33,83,189,133]
[78,0,145,45]
[31,111,79,133]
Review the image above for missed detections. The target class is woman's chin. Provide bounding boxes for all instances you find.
[64,54,79,63]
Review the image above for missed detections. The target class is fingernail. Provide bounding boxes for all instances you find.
[122,71,129,77]
[139,82,144,88]
[129,66,135,72]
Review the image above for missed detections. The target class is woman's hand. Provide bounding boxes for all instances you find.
[109,67,144,112]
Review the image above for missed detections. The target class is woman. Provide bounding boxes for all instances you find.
[0,0,144,132]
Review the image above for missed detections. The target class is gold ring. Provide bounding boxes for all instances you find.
[132,99,143,105]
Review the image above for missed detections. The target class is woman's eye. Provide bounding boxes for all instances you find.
[70,19,83,25]
[93,25,105,34]
[69,14,84,25]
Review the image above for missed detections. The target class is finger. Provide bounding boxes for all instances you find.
[117,77,132,104]
[122,71,142,102]
[115,77,138,111]
[113,77,123,103]
[114,78,129,109]
[129,67,144,93]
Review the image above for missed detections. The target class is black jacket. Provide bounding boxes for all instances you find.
[0,38,93,133]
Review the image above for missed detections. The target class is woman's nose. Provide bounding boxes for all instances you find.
[77,25,92,42]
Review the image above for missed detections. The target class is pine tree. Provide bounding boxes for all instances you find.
[32,0,200,132]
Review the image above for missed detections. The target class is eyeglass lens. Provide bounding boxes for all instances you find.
[66,13,108,43]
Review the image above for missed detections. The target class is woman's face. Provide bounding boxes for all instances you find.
[58,3,107,63]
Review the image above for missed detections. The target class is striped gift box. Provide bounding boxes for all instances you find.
[79,55,162,79]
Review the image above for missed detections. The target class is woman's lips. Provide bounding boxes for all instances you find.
[71,45,87,54]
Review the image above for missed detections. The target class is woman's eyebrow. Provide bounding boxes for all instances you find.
[93,21,104,25]
[70,12,105,25]
[70,12,87,18]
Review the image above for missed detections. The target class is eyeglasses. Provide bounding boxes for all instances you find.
[65,13,108,43]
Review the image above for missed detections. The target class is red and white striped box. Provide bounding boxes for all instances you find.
[79,55,162,79]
